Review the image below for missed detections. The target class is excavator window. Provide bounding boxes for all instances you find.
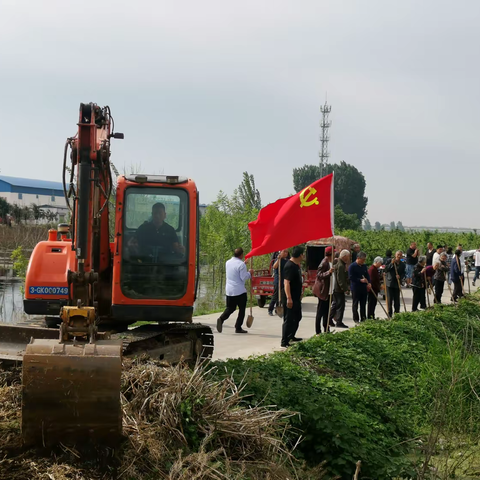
[121,187,189,300]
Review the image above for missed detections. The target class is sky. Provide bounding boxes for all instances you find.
[0,0,479,228]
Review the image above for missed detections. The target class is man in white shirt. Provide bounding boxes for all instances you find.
[473,247,480,287]
[432,245,444,267]
[217,248,254,334]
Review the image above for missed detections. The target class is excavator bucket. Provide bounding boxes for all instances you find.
[22,338,123,447]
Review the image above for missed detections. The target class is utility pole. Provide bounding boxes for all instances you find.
[319,100,331,178]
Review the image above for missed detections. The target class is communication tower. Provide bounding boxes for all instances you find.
[319,100,331,177]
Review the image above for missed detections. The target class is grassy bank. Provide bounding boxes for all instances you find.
[214,296,480,479]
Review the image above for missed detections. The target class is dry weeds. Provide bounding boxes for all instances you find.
[0,357,313,480]
[0,225,50,252]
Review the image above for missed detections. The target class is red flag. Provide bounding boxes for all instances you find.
[245,174,334,259]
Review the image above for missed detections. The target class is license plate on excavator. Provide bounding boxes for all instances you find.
[22,338,123,447]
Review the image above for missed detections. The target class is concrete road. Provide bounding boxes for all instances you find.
[195,276,479,361]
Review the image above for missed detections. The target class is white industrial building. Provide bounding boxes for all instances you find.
[0,175,68,222]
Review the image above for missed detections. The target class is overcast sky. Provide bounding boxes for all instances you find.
[0,0,478,228]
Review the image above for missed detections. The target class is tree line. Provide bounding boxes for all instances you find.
[0,197,58,225]
[363,219,405,232]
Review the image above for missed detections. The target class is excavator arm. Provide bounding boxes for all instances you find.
[22,104,124,447]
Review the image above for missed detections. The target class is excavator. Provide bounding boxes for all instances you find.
[0,103,213,447]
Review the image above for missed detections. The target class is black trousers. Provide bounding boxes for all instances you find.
[332,292,346,323]
[281,296,302,346]
[387,287,401,314]
[219,293,247,329]
[453,279,464,302]
[367,291,378,319]
[315,297,331,334]
[268,280,279,312]
[352,290,367,322]
[434,280,444,304]
[412,287,426,311]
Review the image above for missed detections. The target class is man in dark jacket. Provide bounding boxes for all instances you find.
[385,250,406,315]
[330,249,350,328]
[281,246,305,347]
[268,249,289,316]
[351,244,361,263]
[450,249,464,302]
[367,256,383,319]
[348,251,371,323]
[314,247,334,334]
[383,249,392,267]
[433,252,448,304]
[411,256,427,312]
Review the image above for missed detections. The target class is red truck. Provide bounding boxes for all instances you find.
[251,258,308,308]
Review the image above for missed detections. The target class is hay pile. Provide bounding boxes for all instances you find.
[0,357,306,480]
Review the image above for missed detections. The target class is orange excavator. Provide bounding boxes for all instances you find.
[0,103,213,446]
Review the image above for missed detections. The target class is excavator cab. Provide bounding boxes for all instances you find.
[112,176,197,321]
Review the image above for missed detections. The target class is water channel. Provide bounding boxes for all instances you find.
[0,268,29,324]
[0,265,222,325]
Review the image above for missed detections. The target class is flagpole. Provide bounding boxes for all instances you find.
[326,174,335,332]
[327,240,334,332]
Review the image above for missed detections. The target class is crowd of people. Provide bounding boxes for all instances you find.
[312,242,480,334]
[215,243,480,349]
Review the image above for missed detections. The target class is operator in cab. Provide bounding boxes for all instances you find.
[136,202,185,259]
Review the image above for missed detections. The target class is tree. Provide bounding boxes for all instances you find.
[396,221,405,232]
[0,197,10,220]
[292,161,368,220]
[374,221,382,231]
[335,205,361,231]
[31,204,44,223]
[390,221,396,231]
[11,204,23,224]
[44,210,58,223]
[292,165,319,194]
[21,206,32,224]
[233,172,262,211]
[363,219,372,231]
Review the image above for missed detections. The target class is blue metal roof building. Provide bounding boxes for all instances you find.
[0,175,63,196]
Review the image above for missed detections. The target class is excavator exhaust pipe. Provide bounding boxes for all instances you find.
[21,338,123,447]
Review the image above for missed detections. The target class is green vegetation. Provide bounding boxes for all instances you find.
[214,297,480,479]
[334,205,361,231]
[11,246,28,279]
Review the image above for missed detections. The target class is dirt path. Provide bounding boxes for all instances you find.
[195,281,478,361]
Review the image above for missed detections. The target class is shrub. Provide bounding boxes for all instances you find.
[214,297,480,479]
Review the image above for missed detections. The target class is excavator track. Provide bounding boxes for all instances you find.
[111,323,214,364]
[0,322,214,365]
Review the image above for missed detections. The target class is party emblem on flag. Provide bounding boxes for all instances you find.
[299,187,319,208]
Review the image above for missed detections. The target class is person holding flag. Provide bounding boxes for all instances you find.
[268,249,290,316]
[281,246,305,348]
